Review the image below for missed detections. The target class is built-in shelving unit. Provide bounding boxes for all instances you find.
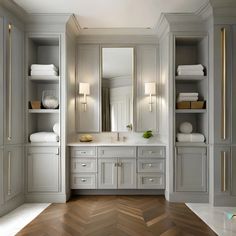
[174,35,209,145]
[26,35,60,144]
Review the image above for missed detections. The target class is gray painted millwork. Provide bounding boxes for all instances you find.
[0,8,24,216]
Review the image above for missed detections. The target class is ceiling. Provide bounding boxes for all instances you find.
[102,48,133,79]
[13,0,208,29]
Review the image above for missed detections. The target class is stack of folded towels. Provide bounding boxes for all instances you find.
[177,64,204,76]
[177,93,198,102]
[30,64,58,76]
[177,122,205,143]
[30,123,60,143]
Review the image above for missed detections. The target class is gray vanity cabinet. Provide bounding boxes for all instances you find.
[98,158,118,189]
[3,146,23,202]
[27,147,60,192]
[4,21,24,145]
[175,147,207,192]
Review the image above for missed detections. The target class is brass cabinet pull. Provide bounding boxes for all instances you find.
[221,151,227,192]
[221,28,227,140]
[7,24,12,141]
[8,151,11,195]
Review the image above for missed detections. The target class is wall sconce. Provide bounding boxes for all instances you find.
[79,82,90,111]
[145,82,156,112]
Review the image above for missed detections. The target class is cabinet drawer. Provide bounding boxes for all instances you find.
[138,146,165,158]
[138,159,165,173]
[71,158,97,173]
[138,173,165,189]
[71,147,97,157]
[28,147,59,155]
[71,174,96,189]
[98,147,136,158]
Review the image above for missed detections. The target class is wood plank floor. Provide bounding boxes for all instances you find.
[17,196,217,236]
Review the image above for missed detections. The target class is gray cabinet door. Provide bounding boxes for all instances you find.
[118,158,136,189]
[4,22,23,145]
[231,146,236,196]
[232,26,236,144]
[98,158,117,189]
[4,146,23,202]
[27,148,60,192]
[0,148,3,205]
[175,147,207,192]
[213,25,232,144]
[0,17,3,147]
[136,45,158,132]
[76,45,100,132]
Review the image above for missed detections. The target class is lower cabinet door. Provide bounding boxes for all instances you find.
[27,148,60,192]
[118,158,136,189]
[98,158,117,189]
[0,148,3,205]
[175,147,207,192]
[232,147,236,196]
[4,146,23,201]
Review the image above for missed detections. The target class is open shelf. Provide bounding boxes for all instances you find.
[175,142,207,147]
[175,109,206,114]
[28,76,59,84]
[175,75,206,82]
[28,109,59,114]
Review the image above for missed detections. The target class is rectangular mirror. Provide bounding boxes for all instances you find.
[102,47,134,132]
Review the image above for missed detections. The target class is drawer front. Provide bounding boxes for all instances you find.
[28,147,59,155]
[138,159,165,173]
[71,174,96,189]
[138,174,165,189]
[71,147,97,158]
[71,158,97,173]
[98,147,136,158]
[138,146,165,158]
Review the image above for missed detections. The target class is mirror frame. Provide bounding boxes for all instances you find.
[100,45,136,133]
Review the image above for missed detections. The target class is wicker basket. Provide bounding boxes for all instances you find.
[176,101,191,109]
[191,101,205,109]
[30,101,41,109]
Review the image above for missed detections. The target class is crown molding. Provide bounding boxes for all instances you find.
[66,14,81,38]
[0,0,27,22]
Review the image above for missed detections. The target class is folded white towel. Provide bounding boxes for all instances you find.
[177,96,198,102]
[31,64,58,71]
[177,64,204,71]
[177,70,204,76]
[179,93,198,97]
[31,70,58,76]
[30,132,59,142]
[177,133,205,143]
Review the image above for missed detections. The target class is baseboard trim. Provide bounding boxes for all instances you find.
[71,189,165,196]
[169,192,209,203]
[25,193,67,203]
[0,194,24,217]
[214,195,236,206]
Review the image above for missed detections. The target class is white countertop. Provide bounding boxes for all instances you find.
[67,141,167,147]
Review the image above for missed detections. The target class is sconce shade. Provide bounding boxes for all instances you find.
[79,82,90,95]
[145,82,156,95]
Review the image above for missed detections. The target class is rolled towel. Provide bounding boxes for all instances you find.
[31,70,58,76]
[179,93,199,97]
[53,123,60,136]
[177,64,204,71]
[179,122,193,134]
[177,96,198,102]
[30,132,59,142]
[177,70,204,76]
[177,133,205,143]
[31,64,58,71]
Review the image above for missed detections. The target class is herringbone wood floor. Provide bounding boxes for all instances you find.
[17,196,217,236]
